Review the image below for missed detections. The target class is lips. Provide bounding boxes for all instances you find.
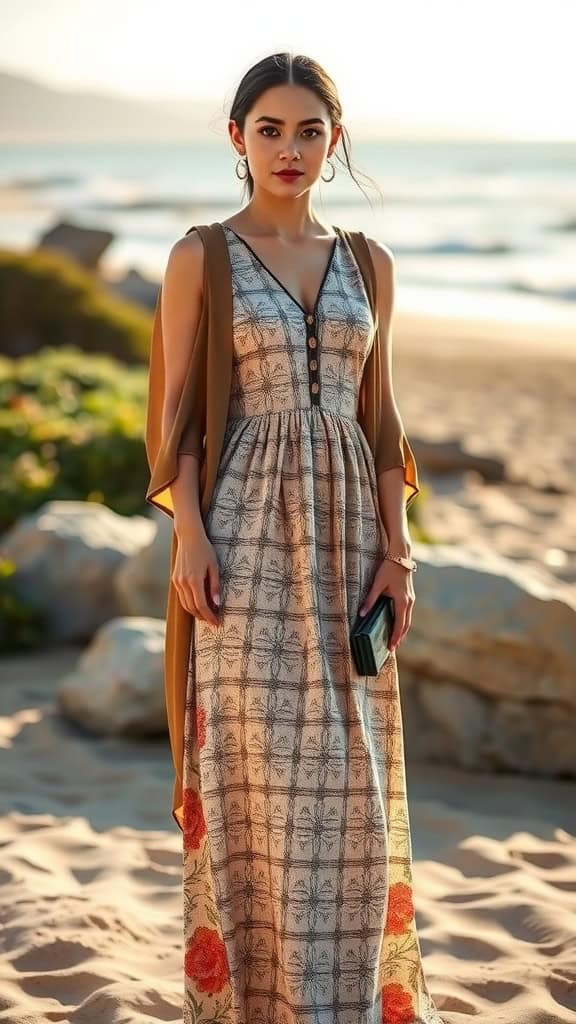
[274,171,304,178]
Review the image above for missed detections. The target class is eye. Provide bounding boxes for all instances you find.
[258,126,322,138]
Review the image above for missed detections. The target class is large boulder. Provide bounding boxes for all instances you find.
[115,509,171,618]
[399,543,576,775]
[2,501,156,640]
[56,616,166,735]
[404,543,575,707]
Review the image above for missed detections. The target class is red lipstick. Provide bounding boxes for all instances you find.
[274,170,304,181]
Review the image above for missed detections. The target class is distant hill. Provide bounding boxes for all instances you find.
[0,68,524,144]
[0,70,225,142]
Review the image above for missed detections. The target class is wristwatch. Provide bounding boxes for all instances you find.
[383,550,417,572]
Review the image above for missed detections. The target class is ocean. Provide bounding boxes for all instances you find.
[1,138,575,328]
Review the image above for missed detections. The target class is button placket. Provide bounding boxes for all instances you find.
[305,312,320,404]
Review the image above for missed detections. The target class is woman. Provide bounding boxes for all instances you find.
[146,51,444,1024]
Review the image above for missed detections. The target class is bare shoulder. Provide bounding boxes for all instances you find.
[165,229,205,293]
[365,236,395,278]
[365,236,395,311]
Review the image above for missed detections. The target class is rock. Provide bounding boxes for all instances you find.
[396,543,576,776]
[417,680,491,769]
[56,616,166,736]
[405,543,576,710]
[411,437,506,481]
[114,509,171,617]
[103,267,160,310]
[2,501,156,640]
[486,699,576,775]
[36,220,114,270]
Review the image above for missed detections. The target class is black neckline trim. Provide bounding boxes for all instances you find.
[223,224,340,318]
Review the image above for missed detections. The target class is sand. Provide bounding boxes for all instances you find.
[0,310,575,1024]
[393,311,576,592]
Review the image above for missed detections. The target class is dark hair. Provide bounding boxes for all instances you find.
[228,52,383,206]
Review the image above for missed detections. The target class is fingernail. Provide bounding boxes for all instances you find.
[213,594,220,606]
[359,607,366,616]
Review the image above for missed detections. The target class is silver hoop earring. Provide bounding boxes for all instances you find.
[321,158,336,182]
[235,156,248,180]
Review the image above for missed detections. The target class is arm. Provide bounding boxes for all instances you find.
[358,238,415,648]
[159,233,220,624]
[365,237,412,558]
[160,233,206,540]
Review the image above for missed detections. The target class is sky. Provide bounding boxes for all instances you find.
[1,0,574,140]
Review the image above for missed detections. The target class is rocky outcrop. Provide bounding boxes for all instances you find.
[411,438,506,482]
[2,501,156,640]
[402,544,575,707]
[36,220,114,270]
[114,509,171,618]
[398,543,576,775]
[104,267,160,311]
[6,495,571,777]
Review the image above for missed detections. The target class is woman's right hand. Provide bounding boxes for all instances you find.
[172,524,221,625]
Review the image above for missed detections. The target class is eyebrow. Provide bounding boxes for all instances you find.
[254,116,326,126]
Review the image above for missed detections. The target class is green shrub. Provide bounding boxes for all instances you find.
[0,347,150,531]
[0,344,426,540]
[0,247,152,363]
[0,557,47,652]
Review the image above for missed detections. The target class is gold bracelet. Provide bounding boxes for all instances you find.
[383,550,417,572]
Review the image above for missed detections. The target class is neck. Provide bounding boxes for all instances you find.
[237,194,333,240]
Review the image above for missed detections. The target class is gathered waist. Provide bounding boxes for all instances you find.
[227,407,359,427]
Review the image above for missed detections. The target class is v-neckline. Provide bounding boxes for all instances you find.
[222,223,340,318]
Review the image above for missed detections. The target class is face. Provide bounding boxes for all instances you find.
[229,83,341,193]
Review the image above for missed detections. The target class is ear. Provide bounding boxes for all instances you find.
[328,122,342,155]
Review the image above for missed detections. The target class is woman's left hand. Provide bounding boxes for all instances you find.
[359,558,415,652]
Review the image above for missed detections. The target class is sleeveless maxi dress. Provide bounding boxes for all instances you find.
[181,224,444,1024]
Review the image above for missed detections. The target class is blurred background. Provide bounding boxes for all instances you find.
[2,2,575,323]
[0,4,575,1023]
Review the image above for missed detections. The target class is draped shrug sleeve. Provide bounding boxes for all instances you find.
[143,223,233,831]
[349,229,420,511]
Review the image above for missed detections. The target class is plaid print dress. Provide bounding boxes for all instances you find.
[182,225,444,1024]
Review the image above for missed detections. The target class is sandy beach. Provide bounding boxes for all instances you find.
[394,310,576,594]
[0,309,575,1024]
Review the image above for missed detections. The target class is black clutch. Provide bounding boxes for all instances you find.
[350,593,395,676]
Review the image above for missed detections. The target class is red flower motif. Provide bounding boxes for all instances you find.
[196,705,207,748]
[183,787,207,852]
[386,881,414,935]
[381,981,415,1024]
[185,925,230,993]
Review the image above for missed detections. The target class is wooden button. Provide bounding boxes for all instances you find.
[308,337,317,348]
[311,382,319,394]
[309,359,318,370]
[306,314,314,325]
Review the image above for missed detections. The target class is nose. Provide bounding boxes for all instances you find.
[280,143,301,160]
